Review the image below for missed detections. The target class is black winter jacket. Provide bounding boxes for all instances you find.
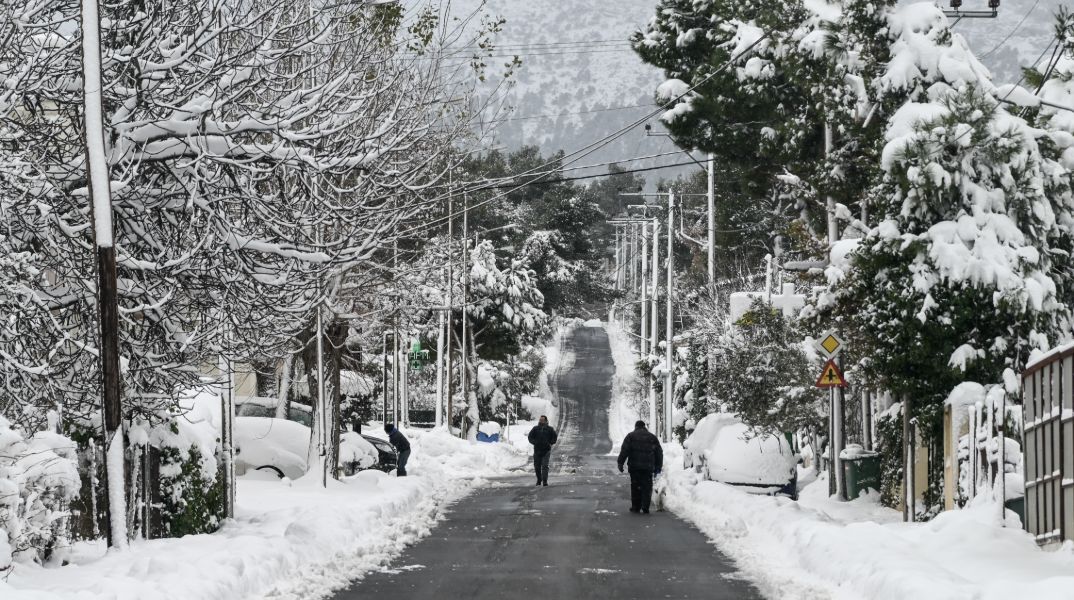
[617,427,663,472]
[528,424,558,453]
[388,429,410,453]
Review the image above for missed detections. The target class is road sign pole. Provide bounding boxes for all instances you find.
[814,332,848,501]
[833,363,846,501]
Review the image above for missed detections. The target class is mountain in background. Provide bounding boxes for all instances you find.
[450,0,1064,183]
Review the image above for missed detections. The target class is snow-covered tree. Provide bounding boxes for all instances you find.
[693,299,825,437]
[0,0,491,542]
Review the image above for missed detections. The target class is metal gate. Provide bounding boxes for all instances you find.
[1022,348,1074,547]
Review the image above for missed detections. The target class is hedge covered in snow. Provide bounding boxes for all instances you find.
[0,417,79,570]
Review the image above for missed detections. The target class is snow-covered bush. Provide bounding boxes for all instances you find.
[699,299,825,438]
[156,443,224,538]
[143,394,225,538]
[0,418,79,569]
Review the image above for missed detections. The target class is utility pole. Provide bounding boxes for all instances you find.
[650,218,659,431]
[707,153,716,287]
[435,299,445,428]
[627,224,635,291]
[665,190,675,443]
[459,191,470,439]
[81,0,126,549]
[825,121,847,501]
[381,333,389,422]
[445,183,454,432]
[392,331,399,424]
[401,338,409,427]
[640,222,648,356]
[620,196,664,432]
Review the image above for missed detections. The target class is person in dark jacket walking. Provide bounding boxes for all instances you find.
[617,420,663,513]
[384,423,411,476]
[527,415,558,486]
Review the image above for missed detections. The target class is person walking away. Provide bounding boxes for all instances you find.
[617,420,663,513]
[527,415,558,486]
[384,423,411,476]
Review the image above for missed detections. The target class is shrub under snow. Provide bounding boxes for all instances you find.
[0,417,79,570]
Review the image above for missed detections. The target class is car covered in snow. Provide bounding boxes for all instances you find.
[683,413,799,500]
[233,397,395,478]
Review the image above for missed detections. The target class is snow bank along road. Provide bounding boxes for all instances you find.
[2,418,527,600]
[332,325,759,599]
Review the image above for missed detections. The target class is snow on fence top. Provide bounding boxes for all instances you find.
[1024,341,1074,374]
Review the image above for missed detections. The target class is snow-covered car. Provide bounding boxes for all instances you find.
[684,413,799,500]
[234,416,382,479]
[235,396,312,427]
[359,434,399,474]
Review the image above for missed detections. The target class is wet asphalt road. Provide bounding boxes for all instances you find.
[332,325,759,600]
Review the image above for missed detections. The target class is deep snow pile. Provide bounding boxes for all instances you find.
[1,427,527,600]
[664,446,1074,600]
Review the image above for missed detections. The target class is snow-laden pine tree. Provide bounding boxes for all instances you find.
[826,86,1074,397]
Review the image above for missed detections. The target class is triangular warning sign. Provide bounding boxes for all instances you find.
[815,359,847,389]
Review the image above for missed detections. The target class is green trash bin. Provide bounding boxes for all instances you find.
[841,446,881,499]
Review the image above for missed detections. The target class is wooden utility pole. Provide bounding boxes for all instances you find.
[81,0,127,549]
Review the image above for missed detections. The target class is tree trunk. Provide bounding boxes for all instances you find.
[301,320,347,480]
[275,353,294,420]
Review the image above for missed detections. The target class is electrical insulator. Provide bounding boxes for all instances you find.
[949,0,962,9]
[988,0,999,8]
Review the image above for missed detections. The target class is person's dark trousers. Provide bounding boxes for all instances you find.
[397,449,410,476]
[629,470,654,511]
[534,450,551,484]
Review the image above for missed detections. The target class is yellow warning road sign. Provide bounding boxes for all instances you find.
[815,358,847,388]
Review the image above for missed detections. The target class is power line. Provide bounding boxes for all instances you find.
[979,0,1042,59]
[408,47,634,61]
[396,30,773,238]
[472,103,654,125]
[446,39,627,51]
[473,159,697,189]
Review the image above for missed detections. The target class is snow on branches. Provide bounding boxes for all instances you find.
[0,0,475,431]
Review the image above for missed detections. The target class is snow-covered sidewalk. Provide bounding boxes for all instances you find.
[2,428,526,600]
[664,447,1074,600]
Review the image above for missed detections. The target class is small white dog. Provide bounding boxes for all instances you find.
[651,475,668,511]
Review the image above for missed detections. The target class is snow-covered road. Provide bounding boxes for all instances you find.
[331,324,759,599]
